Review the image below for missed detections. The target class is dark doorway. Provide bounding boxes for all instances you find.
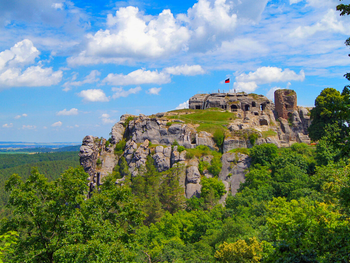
[252,101,256,107]
[245,105,250,111]
[231,105,238,112]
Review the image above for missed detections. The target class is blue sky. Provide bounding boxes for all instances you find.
[0,0,349,142]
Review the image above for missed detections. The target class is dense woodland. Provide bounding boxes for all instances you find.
[0,152,80,218]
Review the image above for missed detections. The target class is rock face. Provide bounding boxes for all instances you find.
[79,89,313,203]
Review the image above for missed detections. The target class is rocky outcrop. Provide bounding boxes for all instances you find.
[79,89,313,203]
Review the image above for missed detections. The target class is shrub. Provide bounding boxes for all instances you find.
[124,116,135,128]
[166,122,172,127]
[250,144,278,167]
[201,177,226,199]
[105,140,110,148]
[185,152,194,160]
[96,158,102,167]
[208,156,222,177]
[114,139,126,156]
[213,129,225,149]
[198,161,210,174]
[177,146,185,153]
[249,133,259,146]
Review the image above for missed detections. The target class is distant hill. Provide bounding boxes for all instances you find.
[0,142,80,153]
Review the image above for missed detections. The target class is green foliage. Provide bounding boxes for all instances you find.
[249,133,259,146]
[114,139,126,156]
[215,238,262,263]
[201,177,226,200]
[124,116,136,127]
[96,158,102,166]
[166,122,172,127]
[172,139,180,147]
[308,88,345,141]
[177,145,185,152]
[249,143,278,167]
[228,148,249,155]
[0,231,18,262]
[208,155,222,177]
[213,129,225,149]
[105,140,110,148]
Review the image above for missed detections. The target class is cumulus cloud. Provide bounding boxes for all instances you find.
[233,67,305,92]
[164,65,205,76]
[57,108,78,116]
[22,125,36,130]
[290,9,349,38]
[176,100,189,110]
[68,7,190,65]
[0,40,62,89]
[2,123,13,128]
[67,0,269,65]
[62,70,100,91]
[51,121,62,127]
[78,89,109,102]
[100,113,116,125]
[112,86,141,99]
[103,69,170,86]
[146,87,162,95]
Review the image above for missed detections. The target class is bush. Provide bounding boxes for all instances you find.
[185,152,194,159]
[249,133,259,146]
[166,122,172,127]
[105,140,110,148]
[250,144,278,167]
[114,139,126,156]
[124,116,135,128]
[96,158,102,166]
[213,129,225,149]
[201,177,226,199]
[208,156,222,177]
[177,146,185,153]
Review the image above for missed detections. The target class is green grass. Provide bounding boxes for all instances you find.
[228,148,250,155]
[262,129,278,138]
[168,108,236,135]
[185,145,222,159]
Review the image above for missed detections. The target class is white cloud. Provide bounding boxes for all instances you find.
[14,113,28,119]
[112,86,141,99]
[176,100,189,110]
[22,125,36,130]
[100,114,116,124]
[67,0,269,65]
[62,70,101,91]
[103,69,170,86]
[233,67,305,92]
[0,40,62,89]
[164,65,205,76]
[51,121,62,127]
[235,67,305,84]
[2,123,13,128]
[0,39,39,70]
[232,82,258,93]
[57,108,79,116]
[290,9,349,38]
[52,3,64,10]
[146,87,161,95]
[68,7,190,65]
[78,89,110,102]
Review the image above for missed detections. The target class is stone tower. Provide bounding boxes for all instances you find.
[274,89,297,119]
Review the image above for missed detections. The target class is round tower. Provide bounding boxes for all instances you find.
[274,89,297,119]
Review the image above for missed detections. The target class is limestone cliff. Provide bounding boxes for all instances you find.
[79,89,312,202]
